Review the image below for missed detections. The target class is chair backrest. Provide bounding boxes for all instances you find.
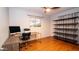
[22,32,31,37]
[24,28,30,31]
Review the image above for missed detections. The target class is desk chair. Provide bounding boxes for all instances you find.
[21,32,31,40]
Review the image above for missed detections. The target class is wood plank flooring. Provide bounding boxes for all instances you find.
[20,37,79,51]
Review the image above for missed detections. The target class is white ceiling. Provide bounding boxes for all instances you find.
[22,7,43,14]
[11,7,73,16]
[22,7,72,15]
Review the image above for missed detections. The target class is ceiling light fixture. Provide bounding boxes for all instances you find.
[45,8,51,12]
[43,7,60,13]
[44,7,51,13]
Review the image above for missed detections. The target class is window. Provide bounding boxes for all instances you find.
[30,18,41,27]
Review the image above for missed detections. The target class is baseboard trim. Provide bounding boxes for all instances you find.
[35,36,52,40]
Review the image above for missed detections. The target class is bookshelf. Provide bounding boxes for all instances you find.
[53,12,79,44]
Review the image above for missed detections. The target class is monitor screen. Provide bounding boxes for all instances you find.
[9,26,21,33]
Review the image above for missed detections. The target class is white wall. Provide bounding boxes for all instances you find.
[0,8,9,48]
[9,8,51,38]
[50,7,79,43]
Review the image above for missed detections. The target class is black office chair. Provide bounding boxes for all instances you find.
[21,32,31,40]
[21,28,31,40]
[19,28,31,49]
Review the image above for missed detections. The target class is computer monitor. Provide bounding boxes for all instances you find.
[9,26,21,33]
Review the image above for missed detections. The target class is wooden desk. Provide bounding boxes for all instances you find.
[2,35,34,51]
[2,32,41,51]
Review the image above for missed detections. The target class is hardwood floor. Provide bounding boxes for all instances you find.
[20,37,79,51]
